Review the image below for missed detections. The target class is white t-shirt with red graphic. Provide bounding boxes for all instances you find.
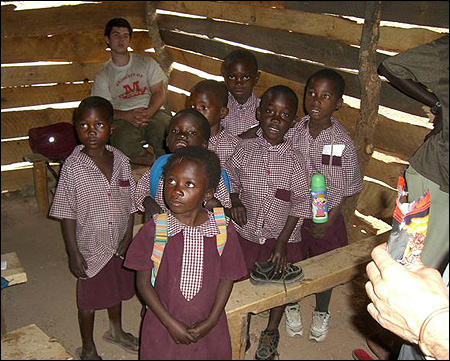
[91,53,167,111]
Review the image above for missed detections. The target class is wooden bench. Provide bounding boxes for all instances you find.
[1,324,73,360]
[225,231,390,359]
[23,153,51,217]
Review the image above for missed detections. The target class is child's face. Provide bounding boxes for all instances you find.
[106,26,131,55]
[164,158,213,216]
[75,107,113,151]
[189,91,228,129]
[221,60,260,104]
[257,92,297,146]
[304,78,343,123]
[166,115,208,152]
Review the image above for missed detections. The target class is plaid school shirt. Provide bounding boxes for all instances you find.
[208,127,241,167]
[49,145,137,278]
[225,130,310,244]
[221,92,260,136]
[288,115,363,210]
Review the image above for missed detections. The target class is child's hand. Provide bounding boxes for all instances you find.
[143,196,162,222]
[68,251,87,278]
[187,319,215,341]
[166,318,198,345]
[115,240,129,258]
[230,205,247,226]
[204,197,221,211]
[268,241,287,274]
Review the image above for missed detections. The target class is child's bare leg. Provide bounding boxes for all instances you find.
[266,305,285,331]
[106,302,138,351]
[78,309,102,360]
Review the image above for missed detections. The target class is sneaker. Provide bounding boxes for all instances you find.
[309,311,330,342]
[285,303,303,337]
[250,261,304,285]
[254,329,280,360]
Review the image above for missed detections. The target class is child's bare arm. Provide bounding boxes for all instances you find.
[116,213,135,257]
[143,196,163,222]
[62,218,87,278]
[136,270,197,345]
[187,279,234,340]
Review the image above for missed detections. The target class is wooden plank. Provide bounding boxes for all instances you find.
[365,156,408,189]
[1,324,73,360]
[1,31,153,64]
[1,83,91,110]
[157,1,444,52]
[357,179,397,224]
[160,30,428,117]
[1,252,27,287]
[226,231,390,359]
[1,168,35,192]
[284,1,450,29]
[157,14,389,71]
[1,141,34,165]
[1,63,102,88]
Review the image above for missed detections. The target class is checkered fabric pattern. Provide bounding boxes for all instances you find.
[208,127,241,167]
[49,145,137,278]
[221,92,260,136]
[225,131,310,244]
[163,211,225,301]
[288,115,363,210]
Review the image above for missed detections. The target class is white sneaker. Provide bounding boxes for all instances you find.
[284,303,303,337]
[309,311,330,342]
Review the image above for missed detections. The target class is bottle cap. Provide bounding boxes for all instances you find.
[311,173,327,191]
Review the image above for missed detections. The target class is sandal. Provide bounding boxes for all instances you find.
[102,331,139,354]
[250,261,304,285]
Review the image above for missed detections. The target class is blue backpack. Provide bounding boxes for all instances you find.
[149,154,231,198]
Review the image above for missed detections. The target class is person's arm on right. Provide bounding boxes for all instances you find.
[62,218,87,278]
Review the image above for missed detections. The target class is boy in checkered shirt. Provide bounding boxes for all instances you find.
[49,96,138,359]
[288,69,363,344]
[225,85,310,360]
[221,49,261,137]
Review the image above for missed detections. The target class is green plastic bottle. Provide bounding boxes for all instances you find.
[310,173,328,223]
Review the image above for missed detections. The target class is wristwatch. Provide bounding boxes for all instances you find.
[431,101,442,115]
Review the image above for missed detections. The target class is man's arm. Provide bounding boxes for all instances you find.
[133,81,167,126]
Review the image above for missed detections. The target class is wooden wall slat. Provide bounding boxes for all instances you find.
[2,141,34,165]
[1,1,443,53]
[284,1,449,29]
[161,30,427,117]
[157,1,444,52]
[157,14,389,71]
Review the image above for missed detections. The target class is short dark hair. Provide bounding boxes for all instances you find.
[190,80,229,108]
[260,85,299,115]
[74,96,114,125]
[170,108,211,142]
[104,18,133,38]
[163,146,221,191]
[222,49,259,72]
[306,69,345,98]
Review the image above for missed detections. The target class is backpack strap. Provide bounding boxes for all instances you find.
[220,168,231,193]
[150,213,168,286]
[213,207,227,256]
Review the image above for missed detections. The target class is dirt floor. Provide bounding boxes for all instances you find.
[1,190,394,360]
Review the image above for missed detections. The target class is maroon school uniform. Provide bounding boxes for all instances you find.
[124,211,247,360]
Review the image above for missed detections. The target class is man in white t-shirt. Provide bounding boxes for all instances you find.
[92,18,171,165]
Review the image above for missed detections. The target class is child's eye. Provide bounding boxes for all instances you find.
[78,123,88,130]
[171,128,179,134]
[185,181,195,188]
[281,112,291,119]
[227,74,235,81]
[166,178,176,185]
[95,123,105,130]
[188,130,197,136]
[265,109,274,115]
[307,91,315,97]
[243,75,251,81]
[323,94,330,99]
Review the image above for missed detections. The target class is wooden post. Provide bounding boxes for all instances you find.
[146,1,173,78]
[343,1,382,232]
[31,158,50,217]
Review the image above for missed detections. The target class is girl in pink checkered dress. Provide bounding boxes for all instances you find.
[125,147,247,359]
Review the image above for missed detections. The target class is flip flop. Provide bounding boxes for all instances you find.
[102,331,139,354]
[352,348,375,360]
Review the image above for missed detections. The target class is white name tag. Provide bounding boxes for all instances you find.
[322,144,345,157]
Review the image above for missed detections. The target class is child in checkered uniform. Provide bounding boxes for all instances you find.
[225,85,310,360]
[288,69,363,344]
[49,96,138,359]
[125,146,247,359]
[221,49,261,137]
[135,109,232,223]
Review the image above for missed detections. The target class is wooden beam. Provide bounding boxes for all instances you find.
[225,231,390,359]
